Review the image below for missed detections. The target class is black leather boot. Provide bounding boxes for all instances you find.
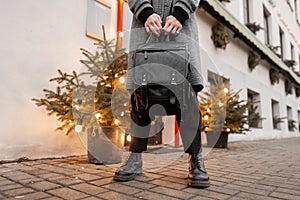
[113,152,142,182]
[187,150,210,188]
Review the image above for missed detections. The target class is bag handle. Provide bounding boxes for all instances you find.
[145,32,176,44]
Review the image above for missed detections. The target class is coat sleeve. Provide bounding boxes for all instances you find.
[128,0,154,19]
[172,0,201,18]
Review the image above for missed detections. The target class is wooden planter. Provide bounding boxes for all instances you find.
[87,126,124,164]
[206,131,228,148]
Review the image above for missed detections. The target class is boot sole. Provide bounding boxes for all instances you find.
[113,173,141,182]
[187,179,210,188]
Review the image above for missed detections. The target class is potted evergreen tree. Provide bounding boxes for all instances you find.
[33,28,130,164]
[199,77,259,148]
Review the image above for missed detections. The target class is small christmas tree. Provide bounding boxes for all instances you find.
[33,27,130,135]
[200,76,253,134]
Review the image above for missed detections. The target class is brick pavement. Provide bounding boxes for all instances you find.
[0,137,300,200]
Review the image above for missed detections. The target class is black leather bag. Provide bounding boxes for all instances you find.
[132,35,191,110]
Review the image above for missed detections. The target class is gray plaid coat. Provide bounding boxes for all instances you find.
[126,0,203,91]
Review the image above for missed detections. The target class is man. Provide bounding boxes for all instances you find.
[114,0,210,188]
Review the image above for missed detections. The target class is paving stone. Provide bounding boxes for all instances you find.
[119,180,156,190]
[16,177,44,185]
[185,186,231,200]
[28,180,61,191]
[269,191,300,200]
[207,186,239,196]
[102,182,142,195]
[89,177,114,186]
[0,179,14,186]
[2,187,36,197]
[236,192,281,200]
[38,172,63,180]
[72,173,102,181]
[275,187,300,196]
[98,191,140,200]
[150,179,186,190]
[0,183,23,191]
[50,176,84,186]
[224,183,270,196]
[189,195,218,200]
[70,183,107,195]
[47,187,88,199]
[150,186,194,199]
[135,190,180,200]
[11,192,51,200]
[81,196,103,200]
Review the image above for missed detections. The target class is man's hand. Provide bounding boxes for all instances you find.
[163,15,182,35]
[144,13,162,36]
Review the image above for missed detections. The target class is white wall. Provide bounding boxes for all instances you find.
[0,0,117,160]
[197,7,300,142]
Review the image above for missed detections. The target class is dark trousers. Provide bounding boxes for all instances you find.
[129,86,202,154]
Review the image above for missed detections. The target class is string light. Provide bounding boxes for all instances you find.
[224,87,229,93]
[120,111,124,117]
[95,113,101,119]
[114,119,120,125]
[74,105,81,110]
[226,128,230,132]
[120,133,125,142]
[75,125,83,133]
[207,108,211,113]
[119,77,125,84]
[126,135,131,142]
[204,115,209,121]
[68,120,73,126]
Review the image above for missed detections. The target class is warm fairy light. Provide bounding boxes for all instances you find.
[205,127,209,131]
[204,115,209,121]
[224,87,229,93]
[126,135,131,142]
[118,32,124,38]
[115,73,119,78]
[119,77,125,84]
[75,125,83,133]
[114,119,120,125]
[120,111,124,117]
[123,103,127,106]
[219,102,224,107]
[121,133,125,142]
[226,128,230,132]
[95,113,101,119]
[68,120,73,126]
[74,105,81,110]
[207,108,211,113]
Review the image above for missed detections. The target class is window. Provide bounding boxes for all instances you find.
[244,0,251,24]
[247,89,263,128]
[271,99,281,129]
[287,106,294,131]
[296,0,299,20]
[291,43,295,61]
[298,110,300,132]
[287,0,294,12]
[279,28,285,59]
[298,54,300,71]
[86,0,112,41]
[264,7,271,44]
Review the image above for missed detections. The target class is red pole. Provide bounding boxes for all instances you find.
[175,116,180,147]
[117,0,124,49]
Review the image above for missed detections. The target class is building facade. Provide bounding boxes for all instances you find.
[1,0,299,160]
[195,0,300,141]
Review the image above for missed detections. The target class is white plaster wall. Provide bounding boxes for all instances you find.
[197,8,300,142]
[0,0,117,160]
